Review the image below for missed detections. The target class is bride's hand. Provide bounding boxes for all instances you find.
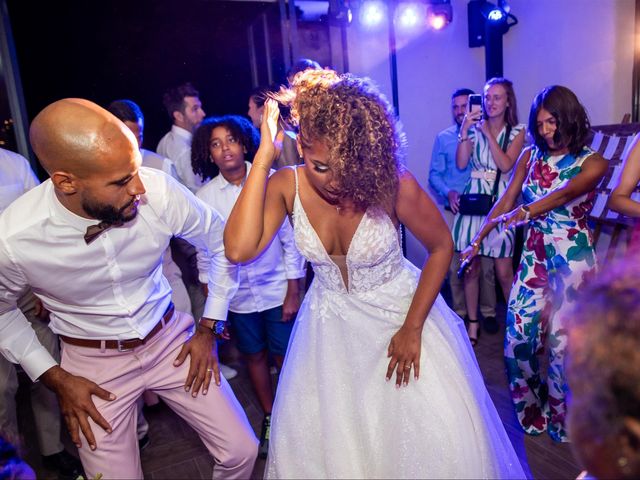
[255,98,280,169]
[386,326,421,387]
[261,98,280,142]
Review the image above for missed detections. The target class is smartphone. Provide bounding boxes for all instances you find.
[468,94,482,114]
[457,257,471,279]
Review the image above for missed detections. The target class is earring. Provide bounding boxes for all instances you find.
[618,456,632,475]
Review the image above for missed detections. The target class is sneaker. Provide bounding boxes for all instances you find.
[138,433,151,451]
[482,316,499,334]
[219,363,238,380]
[259,414,271,459]
[42,450,84,479]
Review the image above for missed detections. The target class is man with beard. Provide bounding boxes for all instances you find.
[157,82,206,193]
[0,99,258,478]
[428,88,497,331]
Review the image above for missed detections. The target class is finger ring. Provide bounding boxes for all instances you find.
[207,368,213,373]
[404,364,411,370]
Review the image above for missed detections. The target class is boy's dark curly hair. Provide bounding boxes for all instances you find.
[274,69,405,210]
[528,85,591,156]
[191,115,260,181]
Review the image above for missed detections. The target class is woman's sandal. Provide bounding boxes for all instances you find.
[466,318,481,347]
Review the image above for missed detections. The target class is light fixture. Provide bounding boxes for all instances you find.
[466,0,519,78]
[428,13,447,30]
[395,3,427,31]
[467,0,517,48]
[359,0,386,28]
[486,8,504,22]
[427,0,453,30]
[357,0,452,31]
[328,0,353,26]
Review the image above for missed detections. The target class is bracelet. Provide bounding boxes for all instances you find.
[470,240,480,249]
[457,134,469,143]
[520,204,531,222]
[252,163,271,174]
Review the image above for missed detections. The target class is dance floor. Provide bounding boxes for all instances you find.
[18,306,581,479]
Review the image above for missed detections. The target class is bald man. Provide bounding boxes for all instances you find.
[0,99,257,478]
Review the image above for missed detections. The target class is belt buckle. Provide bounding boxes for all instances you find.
[117,339,136,352]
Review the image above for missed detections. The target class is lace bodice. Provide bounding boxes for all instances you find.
[291,167,404,294]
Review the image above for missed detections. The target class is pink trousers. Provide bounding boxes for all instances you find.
[60,310,258,479]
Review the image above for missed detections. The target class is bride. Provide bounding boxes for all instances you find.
[224,69,525,479]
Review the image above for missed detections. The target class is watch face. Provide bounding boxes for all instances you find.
[213,321,225,335]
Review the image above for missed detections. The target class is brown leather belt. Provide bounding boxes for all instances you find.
[60,302,175,352]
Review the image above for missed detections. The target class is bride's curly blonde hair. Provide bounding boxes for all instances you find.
[275,69,405,210]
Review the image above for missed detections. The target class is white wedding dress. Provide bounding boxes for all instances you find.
[265,168,525,479]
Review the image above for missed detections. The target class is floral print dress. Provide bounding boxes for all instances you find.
[505,145,598,442]
[453,123,526,257]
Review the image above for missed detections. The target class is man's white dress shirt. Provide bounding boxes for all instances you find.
[0,167,237,381]
[196,162,305,314]
[0,148,39,213]
[157,125,203,192]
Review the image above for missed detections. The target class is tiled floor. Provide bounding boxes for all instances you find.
[17,308,581,479]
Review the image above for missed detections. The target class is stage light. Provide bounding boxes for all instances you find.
[428,13,447,30]
[359,0,386,28]
[427,0,453,30]
[396,3,427,31]
[467,0,517,48]
[356,0,452,31]
[328,0,353,26]
[486,8,504,22]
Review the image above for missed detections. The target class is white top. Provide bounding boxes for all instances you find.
[156,125,203,192]
[196,162,306,313]
[0,167,238,381]
[141,148,178,180]
[0,148,39,214]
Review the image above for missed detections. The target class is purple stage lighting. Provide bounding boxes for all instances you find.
[396,3,427,30]
[428,13,447,30]
[359,0,386,28]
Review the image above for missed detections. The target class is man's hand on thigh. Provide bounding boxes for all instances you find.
[40,365,115,450]
[173,327,220,396]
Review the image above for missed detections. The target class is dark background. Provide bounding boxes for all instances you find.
[6,0,287,158]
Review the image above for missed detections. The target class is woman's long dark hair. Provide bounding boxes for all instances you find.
[528,85,590,155]
[191,115,260,181]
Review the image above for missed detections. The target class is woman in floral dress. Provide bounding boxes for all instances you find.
[453,77,526,345]
[461,85,608,442]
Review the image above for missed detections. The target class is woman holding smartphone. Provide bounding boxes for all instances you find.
[453,77,526,346]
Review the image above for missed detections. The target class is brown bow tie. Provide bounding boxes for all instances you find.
[84,221,122,244]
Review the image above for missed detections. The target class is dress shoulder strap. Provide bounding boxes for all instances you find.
[293,165,300,196]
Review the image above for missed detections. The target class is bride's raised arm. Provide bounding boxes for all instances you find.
[224,100,291,263]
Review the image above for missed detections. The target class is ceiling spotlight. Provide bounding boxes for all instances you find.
[359,0,386,28]
[467,0,518,47]
[486,8,504,21]
[328,0,353,26]
[428,13,447,30]
[396,3,427,30]
[427,0,453,30]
